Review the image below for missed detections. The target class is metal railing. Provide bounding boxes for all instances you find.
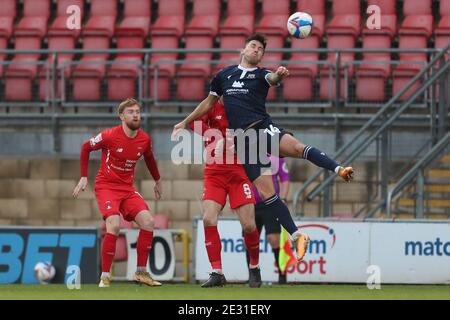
[292,44,450,218]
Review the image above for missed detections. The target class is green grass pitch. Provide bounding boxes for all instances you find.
[1,283,450,300]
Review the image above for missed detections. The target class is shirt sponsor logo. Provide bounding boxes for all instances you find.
[89,133,102,147]
[232,81,245,88]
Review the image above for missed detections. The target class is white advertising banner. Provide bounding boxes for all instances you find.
[194,219,450,284]
[124,229,176,281]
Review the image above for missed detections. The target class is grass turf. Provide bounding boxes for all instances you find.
[1,283,449,300]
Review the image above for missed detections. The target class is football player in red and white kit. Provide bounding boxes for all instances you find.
[72,98,162,288]
[189,98,262,288]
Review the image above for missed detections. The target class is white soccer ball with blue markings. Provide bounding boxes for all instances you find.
[34,261,56,284]
[287,12,313,39]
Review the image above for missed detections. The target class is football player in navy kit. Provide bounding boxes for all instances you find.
[172,33,354,262]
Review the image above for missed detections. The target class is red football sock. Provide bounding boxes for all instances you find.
[204,225,222,270]
[244,229,260,266]
[137,229,153,267]
[101,233,118,273]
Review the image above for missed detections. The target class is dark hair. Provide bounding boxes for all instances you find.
[244,33,267,51]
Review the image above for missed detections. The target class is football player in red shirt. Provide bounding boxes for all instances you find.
[72,98,162,288]
[189,98,262,288]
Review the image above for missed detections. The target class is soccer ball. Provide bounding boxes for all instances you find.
[34,261,56,284]
[287,12,313,39]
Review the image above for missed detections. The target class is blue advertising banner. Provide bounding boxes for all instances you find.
[0,227,100,284]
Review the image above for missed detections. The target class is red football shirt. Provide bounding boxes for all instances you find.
[80,125,160,190]
[189,100,240,170]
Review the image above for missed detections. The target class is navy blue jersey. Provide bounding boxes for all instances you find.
[209,65,277,129]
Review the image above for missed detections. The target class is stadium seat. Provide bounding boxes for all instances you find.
[117,0,151,37]
[151,0,185,37]
[0,0,16,76]
[0,0,16,38]
[215,35,245,72]
[176,36,213,101]
[15,0,50,37]
[356,35,392,102]
[186,0,220,37]
[435,0,450,61]
[148,35,179,101]
[83,0,117,37]
[256,0,290,36]
[258,35,285,101]
[392,36,428,101]
[220,0,255,36]
[403,0,432,15]
[154,213,170,229]
[367,0,396,14]
[71,36,111,101]
[284,36,320,101]
[5,35,43,101]
[328,0,361,37]
[49,0,84,38]
[297,0,325,37]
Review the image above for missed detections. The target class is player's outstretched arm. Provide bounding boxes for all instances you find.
[266,66,290,86]
[172,94,219,139]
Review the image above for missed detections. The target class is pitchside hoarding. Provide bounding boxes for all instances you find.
[123,229,176,281]
[0,227,99,284]
[194,219,450,284]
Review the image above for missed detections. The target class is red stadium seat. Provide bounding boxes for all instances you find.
[220,0,254,35]
[356,35,391,101]
[363,14,397,38]
[284,36,320,101]
[392,35,428,101]
[0,0,16,38]
[216,35,245,72]
[256,0,290,36]
[71,35,111,101]
[403,0,432,16]
[148,35,178,101]
[49,0,84,38]
[5,34,42,101]
[176,35,213,101]
[117,0,151,37]
[108,21,144,102]
[151,0,185,37]
[367,0,396,14]
[186,0,220,36]
[15,0,50,38]
[84,0,117,37]
[297,0,325,37]
[441,0,450,16]
[399,15,433,37]
[331,0,360,15]
[329,0,361,37]
[154,213,170,229]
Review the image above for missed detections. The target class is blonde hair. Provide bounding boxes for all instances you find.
[117,98,141,114]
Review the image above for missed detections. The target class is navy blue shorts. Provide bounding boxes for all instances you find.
[235,118,291,182]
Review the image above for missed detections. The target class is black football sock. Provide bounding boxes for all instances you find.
[302,145,341,173]
[264,194,298,235]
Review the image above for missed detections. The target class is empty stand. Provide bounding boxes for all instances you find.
[107,0,151,101]
[0,0,16,76]
[356,0,397,102]
[220,0,255,36]
[5,0,50,101]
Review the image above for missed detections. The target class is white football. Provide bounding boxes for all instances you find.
[287,12,313,39]
[34,261,56,284]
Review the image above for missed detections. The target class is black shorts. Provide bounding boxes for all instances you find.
[235,117,292,182]
[254,202,281,235]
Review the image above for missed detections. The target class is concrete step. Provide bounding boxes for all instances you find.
[440,155,450,163]
[428,169,450,179]
[398,198,450,208]
[427,184,450,193]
